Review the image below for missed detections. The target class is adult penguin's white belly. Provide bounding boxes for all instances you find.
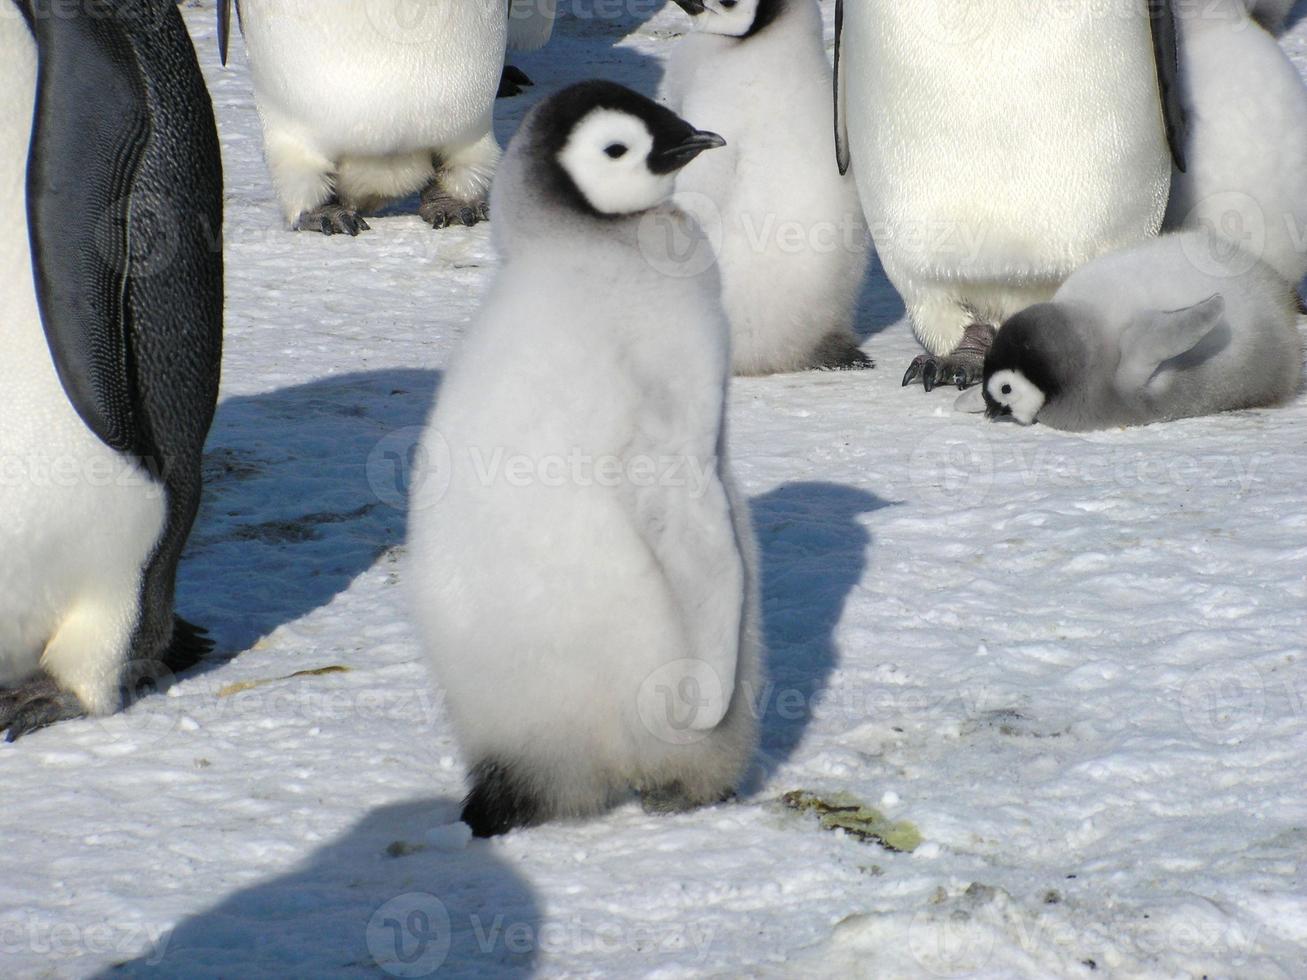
[845,1,1173,356]
[238,0,505,158]
[0,13,164,706]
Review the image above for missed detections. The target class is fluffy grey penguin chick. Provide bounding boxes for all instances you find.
[979,230,1303,431]
[408,81,764,838]
[662,0,872,375]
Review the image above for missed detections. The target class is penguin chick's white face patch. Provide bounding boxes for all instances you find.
[986,369,1045,425]
[557,109,670,216]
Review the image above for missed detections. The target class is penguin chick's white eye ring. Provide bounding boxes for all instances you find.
[605,143,628,159]
[1001,383,1012,395]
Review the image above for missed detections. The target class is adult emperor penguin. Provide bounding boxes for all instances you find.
[218,0,505,234]
[500,0,557,98]
[663,0,872,375]
[0,0,223,737]
[834,0,1187,389]
[408,81,763,837]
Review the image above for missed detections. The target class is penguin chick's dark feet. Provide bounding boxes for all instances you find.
[0,675,85,741]
[497,65,534,99]
[811,331,874,371]
[293,202,371,237]
[419,188,489,230]
[640,782,735,816]
[461,758,543,837]
[902,322,998,392]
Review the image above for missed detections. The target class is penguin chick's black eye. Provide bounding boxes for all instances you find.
[604,143,628,159]
[721,0,737,6]
[1001,384,1012,396]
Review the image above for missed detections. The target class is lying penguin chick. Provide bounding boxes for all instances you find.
[408,81,763,837]
[981,231,1304,431]
[661,0,872,375]
[219,0,504,234]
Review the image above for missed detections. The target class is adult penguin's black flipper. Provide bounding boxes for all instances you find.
[1149,0,1188,173]
[833,0,850,175]
[25,0,149,456]
[218,0,233,66]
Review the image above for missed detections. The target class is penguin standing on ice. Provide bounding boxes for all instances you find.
[408,81,763,837]
[663,0,872,375]
[0,0,223,738]
[218,0,505,234]
[499,0,556,96]
[834,0,1187,389]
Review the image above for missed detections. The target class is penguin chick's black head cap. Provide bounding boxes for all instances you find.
[526,80,724,218]
[982,305,1067,415]
[672,0,789,38]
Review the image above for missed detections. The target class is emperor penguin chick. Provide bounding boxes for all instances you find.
[408,81,764,837]
[981,230,1303,431]
[662,0,871,375]
[219,0,504,234]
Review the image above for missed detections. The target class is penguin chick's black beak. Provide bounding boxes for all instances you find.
[671,0,707,14]
[650,131,727,174]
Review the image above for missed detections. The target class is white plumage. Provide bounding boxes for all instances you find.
[840,0,1172,358]
[1167,0,1307,289]
[233,0,505,230]
[507,0,556,51]
[0,14,165,714]
[408,84,762,835]
[663,0,871,375]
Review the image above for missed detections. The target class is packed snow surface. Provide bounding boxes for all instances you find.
[2,2,1306,977]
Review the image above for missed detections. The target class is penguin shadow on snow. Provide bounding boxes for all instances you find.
[748,482,887,779]
[99,798,540,977]
[854,251,908,344]
[175,369,441,664]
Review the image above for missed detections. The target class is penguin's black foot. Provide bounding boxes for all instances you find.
[811,331,874,372]
[902,322,997,392]
[461,758,543,837]
[0,675,85,741]
[497,65,534,99]
[419,189,489,229]
[294,202,371,237]
[640,782,735,815]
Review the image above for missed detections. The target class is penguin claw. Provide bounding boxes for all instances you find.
[902,323,997,393]
[419,190,489,230]
[295,204,370,237]
[0,677,85,741]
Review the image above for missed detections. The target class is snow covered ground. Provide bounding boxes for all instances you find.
[3,1,1307,976]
